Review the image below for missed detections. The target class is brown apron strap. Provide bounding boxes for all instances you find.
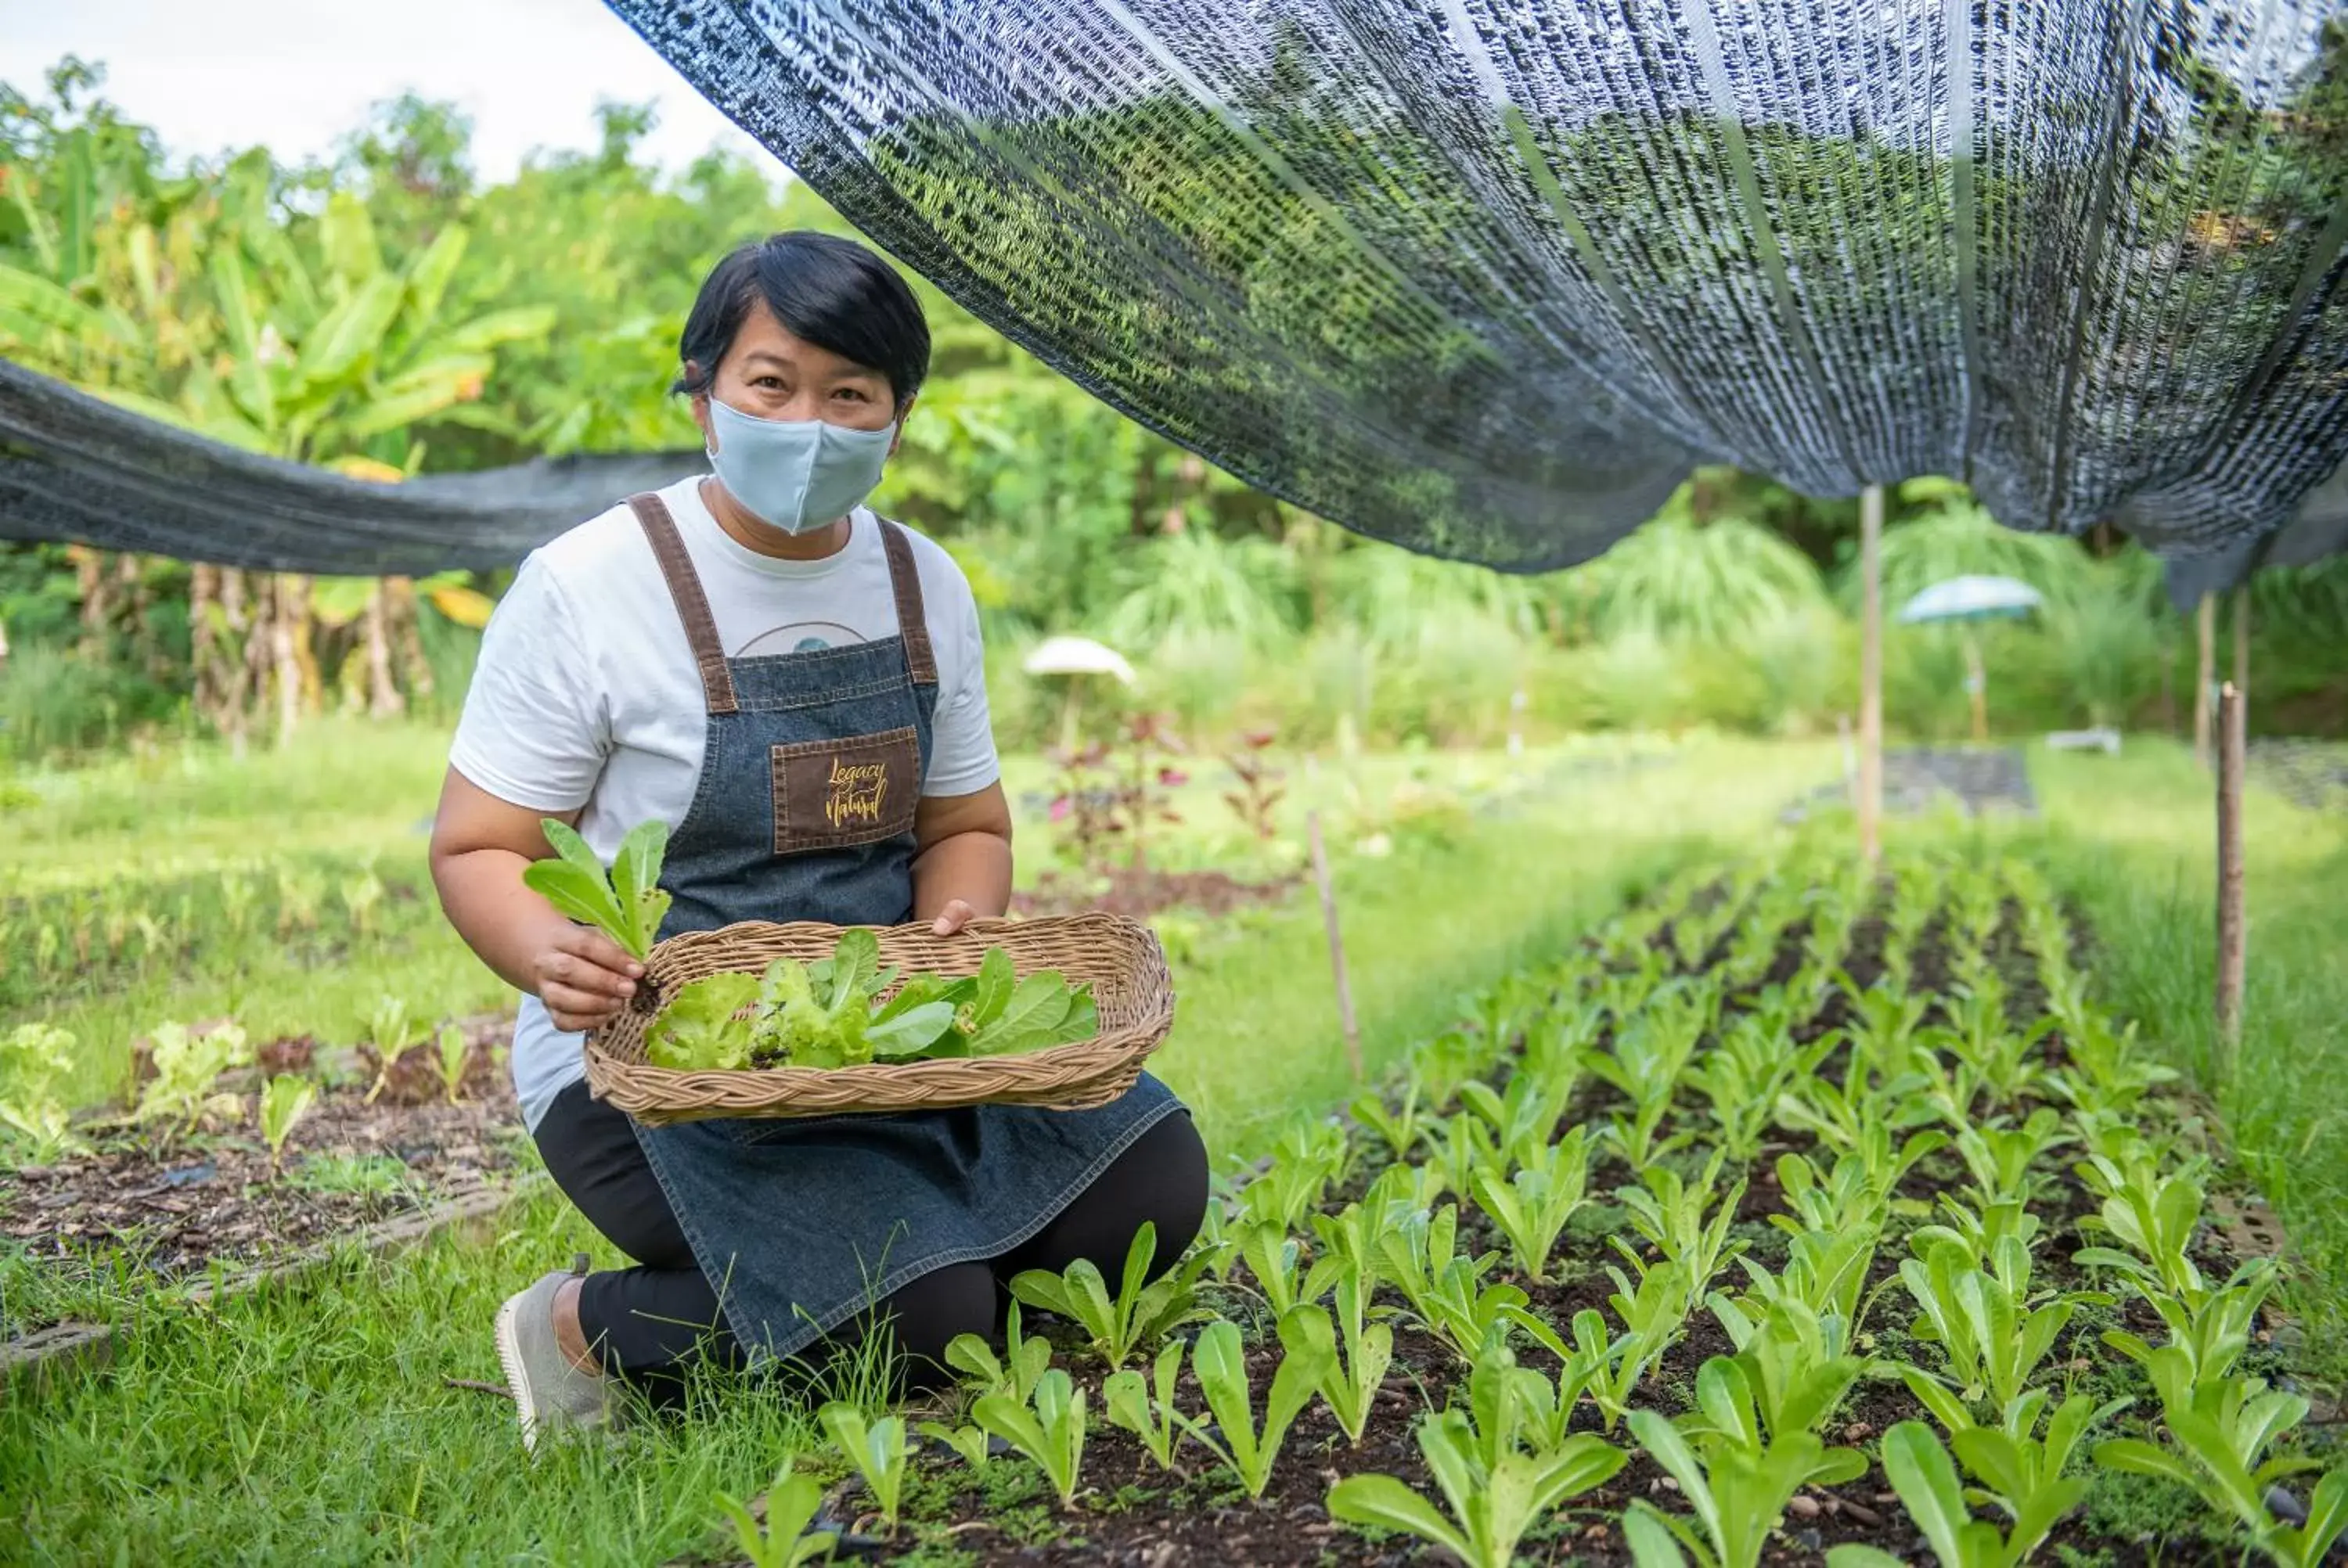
[878,519,939,688]
[628,491,739,717]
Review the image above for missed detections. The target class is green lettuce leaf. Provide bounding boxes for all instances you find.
[967,948,1017,1028]
[968,973,1075,1056]
[866,1002,960,1058]
[645,973,758,1070]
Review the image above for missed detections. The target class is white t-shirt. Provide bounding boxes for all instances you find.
[449,474,999,1131]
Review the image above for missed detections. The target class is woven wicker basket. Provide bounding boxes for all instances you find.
[584,913,1173,1125]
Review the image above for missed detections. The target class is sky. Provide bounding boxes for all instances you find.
[0,0,777,181]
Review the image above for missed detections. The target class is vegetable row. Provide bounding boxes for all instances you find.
[750,848,2340,1565]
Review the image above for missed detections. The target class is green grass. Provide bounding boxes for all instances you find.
[2,718,496,1109]
[2,731,1828,1566]
[3,717,450,890]
[9,1183,844,1565]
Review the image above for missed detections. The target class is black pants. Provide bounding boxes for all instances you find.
[533,1080,1208,1394]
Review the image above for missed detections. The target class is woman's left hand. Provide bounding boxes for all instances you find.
[931,899,979,937]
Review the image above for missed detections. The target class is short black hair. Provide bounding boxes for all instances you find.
[672,232,931,410]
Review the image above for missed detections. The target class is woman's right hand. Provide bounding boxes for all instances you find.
[532,926,646,1034]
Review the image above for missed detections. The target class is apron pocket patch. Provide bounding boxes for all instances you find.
[771,726,921,854]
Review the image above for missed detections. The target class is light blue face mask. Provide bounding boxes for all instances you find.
[704,397,895,535]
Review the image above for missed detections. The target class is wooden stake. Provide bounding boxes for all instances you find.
[2215,682,2247,1069]
[2194,593,2215,769]
[1858,484,1885,863]
[1304,755,1362,1081]
[2232,587,2250,737]
[1961,626,1988,743]
[2158,628,2175,735]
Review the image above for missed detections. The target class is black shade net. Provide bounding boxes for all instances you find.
[609,0,2348,602]
[0,358,699,574]
[2,0,2344,603]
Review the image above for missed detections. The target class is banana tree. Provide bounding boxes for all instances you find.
[2,156,549,737]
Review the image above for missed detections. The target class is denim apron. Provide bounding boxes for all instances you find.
[615,492,1181,1368]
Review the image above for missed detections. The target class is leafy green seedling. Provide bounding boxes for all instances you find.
[1473,1314,1615,1451]
[1506,1271,1684,1434]
[137,1020,254,1135]
[1736,1227,1878,1332]
[2,1022,74,1089]
[1899,1237,2089,1414]
[1349,1082,1425,1160]
[1457,1071,1572,1170]
[816,1401,908,1534]
[1309,1200,1390,1296]
[1244,1118,1351,1228]
[0,1023,84,1162]
[1190,1195,1240,1283]
[1421,1262,1529,1364]
[1190,1317,1328,1498]
[362,995,419,1105]
[972,1367,1087,1509]
[1236,1218,1311,1316]
[1837,975,1931,1071]
[1614,1156,1748,1319]
[2071,1159,2214,1306]
[1376,1202,1480,1327]
[1700,1296,1867,1445]
[1010,1221,1207,1371]
[1102,1340,1192,1470]
[1280,1289,1394,1446]
[1911,1193,2041,1271]
[1406,1028,1481,1109]
[917,1419,992,1470]
[1623,1403,1862,1568]
[1421,1111,1493,1205]
[0,1094,81,1163]
[1685,1020,1835,1163]
[2046,1012,2175,1116]
[1773,1128,1943,1235]
[713,1460,835,1568]
[524,818,671,962]
[433,1023,469,1103]
[1950,1109,2071,1210]
[339,869,384,935]
[2101,1261,2274,1387]
[2095,1345,2330,1560]
[944,1298,1050,1403]
[257,1073,316,1169]
[1468,1125,1592,1283]
[1936,976,2058,1109]
[1867,1419,2079,1567]
[1777,1045,1942,1156]
[1944,1394,2128,1556]
[275,865,325,934]
[1328,1410,1623,1568]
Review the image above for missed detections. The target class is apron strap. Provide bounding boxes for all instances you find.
[878,520,940,688]
[627,491,740,717]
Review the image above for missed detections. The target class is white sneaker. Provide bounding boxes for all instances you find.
[494,1264,614,1452]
